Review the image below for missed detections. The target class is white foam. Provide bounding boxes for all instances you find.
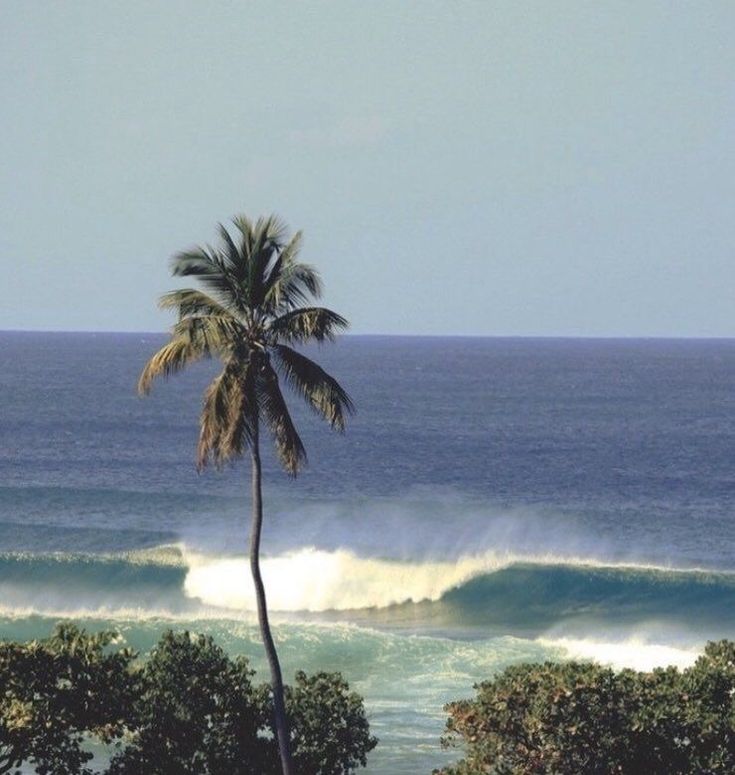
[181,545,715,613]
[183,547,493,611]
[538,635,701,671]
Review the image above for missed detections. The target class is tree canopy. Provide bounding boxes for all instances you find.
[437,640,735,775]
[138,214,354,475]
[0,626,376,775]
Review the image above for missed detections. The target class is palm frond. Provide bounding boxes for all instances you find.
[171,315,245,354]
[216,223,248,285]
[267,266,323,312]
[289,263,322,299]
[143,214,353,476]
[262,232,324,313]
[197,360,254,470]
[248,231,277,310]
[170,245,247,311]
[158,288,236,319]
[268,307,349,344]
[272,344,354,431]
[138,315,243,395]
[138,337,203,395]
[231,215,255,260]
[256,360,307,475]
[248,215,289,308]
[262,231,298,307]
[255,213,289,248]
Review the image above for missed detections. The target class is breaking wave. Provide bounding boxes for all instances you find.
[0,545,733,640]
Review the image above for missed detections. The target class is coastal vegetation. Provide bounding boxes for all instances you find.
[3,625,735,773]
[138,214,354,774]
[436,640,735,774]
[0,625,376,774]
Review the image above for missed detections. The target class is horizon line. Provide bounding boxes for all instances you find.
[1,328,734,342]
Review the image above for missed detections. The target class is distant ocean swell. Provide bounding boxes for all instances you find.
[1,546,734,637]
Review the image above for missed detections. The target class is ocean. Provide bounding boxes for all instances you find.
[1,332,734,773]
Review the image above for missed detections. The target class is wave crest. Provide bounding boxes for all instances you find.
[1,546,734,639]
[182,546,732,613]
[184,547,493,612]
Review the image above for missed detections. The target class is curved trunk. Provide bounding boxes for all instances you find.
[250,419,294,774]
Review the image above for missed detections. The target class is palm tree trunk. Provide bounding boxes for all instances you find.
[250,418,294,775]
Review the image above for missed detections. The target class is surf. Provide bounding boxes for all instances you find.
[1,545,734,640]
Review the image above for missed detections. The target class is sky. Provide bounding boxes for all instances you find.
[1,1,733,336]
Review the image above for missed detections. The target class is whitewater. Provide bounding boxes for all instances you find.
[1,333,734,773]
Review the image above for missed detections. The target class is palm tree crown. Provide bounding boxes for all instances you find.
[138,214,354,473]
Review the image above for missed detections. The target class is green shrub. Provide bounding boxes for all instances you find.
[107,631,268,775]
[281,671,377,775]
[0,626,376,775]
[0,625,137,775]
[437,640,735,775]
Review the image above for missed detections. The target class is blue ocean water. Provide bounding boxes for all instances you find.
[1,332,734,772]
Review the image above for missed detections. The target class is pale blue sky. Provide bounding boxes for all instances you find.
[1,1,733,336]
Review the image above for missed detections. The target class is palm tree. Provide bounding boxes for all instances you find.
[138,214,354,775]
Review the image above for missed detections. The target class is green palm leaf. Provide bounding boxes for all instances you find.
[256,359,307,475]
[263,232,324,313]
[171,315,245,355]
[269,307,349,344]
[272,344,355,431]
[171,245,247,312]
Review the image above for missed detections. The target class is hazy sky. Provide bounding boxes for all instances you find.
[1,1,733,336]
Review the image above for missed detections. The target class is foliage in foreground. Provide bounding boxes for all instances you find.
[436,640,735,775]
[0,625,136,775]
[0,626,376,775]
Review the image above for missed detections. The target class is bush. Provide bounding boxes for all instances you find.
[281,671,377,775]
[0,626,376,775]
[0,625,137,775]
[436,640,735,775]
[107,631,268,775]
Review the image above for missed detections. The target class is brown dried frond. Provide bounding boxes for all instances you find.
[158,288,235,319]
[138,337,200,395]
[171,315,243,352]
[257,362,307,476]
[197,362,254,471]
